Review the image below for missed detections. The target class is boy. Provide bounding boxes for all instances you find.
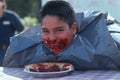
[3,1,120,70]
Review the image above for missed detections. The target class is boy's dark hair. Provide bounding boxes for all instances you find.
[40,0,75,28]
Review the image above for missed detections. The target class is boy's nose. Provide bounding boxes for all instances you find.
[48,34,57,41]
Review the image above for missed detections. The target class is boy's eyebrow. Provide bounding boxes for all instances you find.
[42,28,47,30]
[42,26,64,30]
[42,28,48,31]
[54,26,64,29]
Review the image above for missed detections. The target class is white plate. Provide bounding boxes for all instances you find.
[24,62,74,78]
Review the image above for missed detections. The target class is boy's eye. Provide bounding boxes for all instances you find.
[56,29,64,32]
[42,30,49,33]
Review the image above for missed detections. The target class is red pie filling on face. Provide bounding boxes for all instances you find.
[43,38,68,54]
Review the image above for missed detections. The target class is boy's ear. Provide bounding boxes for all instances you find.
[71,22,77,35]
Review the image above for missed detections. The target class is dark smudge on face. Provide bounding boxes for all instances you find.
[43,38,68,54]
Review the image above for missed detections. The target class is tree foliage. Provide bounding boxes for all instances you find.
[6,0,40,18]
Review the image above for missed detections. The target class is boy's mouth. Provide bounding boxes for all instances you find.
[43,38,68,54]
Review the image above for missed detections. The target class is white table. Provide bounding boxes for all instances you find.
[0,67,120,80]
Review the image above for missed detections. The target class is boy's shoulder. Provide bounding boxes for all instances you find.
[9,23,42,54]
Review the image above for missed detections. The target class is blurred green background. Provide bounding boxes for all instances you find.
[6,0,41,28]
[7,0,120,28]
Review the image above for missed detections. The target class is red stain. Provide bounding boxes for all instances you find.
[43,38,68,54]
[29,63,69,72]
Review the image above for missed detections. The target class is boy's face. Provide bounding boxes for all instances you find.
[0,1,4,10]
[0,1,3,10]
[41,15,77,54]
